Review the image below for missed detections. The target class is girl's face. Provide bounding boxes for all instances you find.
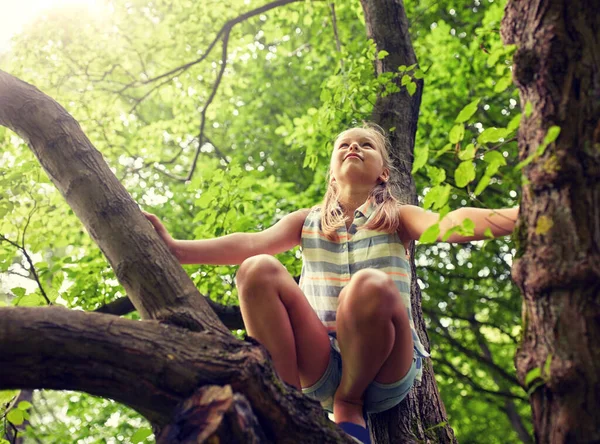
[330,128,389,187]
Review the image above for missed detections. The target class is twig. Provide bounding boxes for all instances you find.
[329,2,344,68]
[429,313,521,386]
[433,356,526,401]
[0,234,52,306]
[186,30,232,181]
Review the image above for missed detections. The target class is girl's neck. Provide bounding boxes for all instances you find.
[337,184,372,215]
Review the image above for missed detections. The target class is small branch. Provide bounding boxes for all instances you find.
[329,2,344,68]
[186,30,231,181]
[433,357,524,401]
[95,295,244,330]
[0,233,51,306]
[429,313,521,387]
[422,307,519,344]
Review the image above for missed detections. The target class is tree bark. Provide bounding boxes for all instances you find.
[0,306,355,442]
[360,1,456,443]
[501,1,600,442]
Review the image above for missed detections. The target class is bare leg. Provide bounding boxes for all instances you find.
[333,269,414,425]
[236,255,331,389]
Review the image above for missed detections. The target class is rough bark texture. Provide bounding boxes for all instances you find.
[501,1,600,442]
[0,306,354,442]
[360,1,456,443]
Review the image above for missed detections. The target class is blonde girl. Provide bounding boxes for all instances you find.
[145,125,518,443]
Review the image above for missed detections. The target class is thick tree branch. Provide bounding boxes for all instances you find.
[0,306,353,442]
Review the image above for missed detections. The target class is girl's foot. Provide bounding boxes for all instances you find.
[334,398,370,443]
[333,398,365,426]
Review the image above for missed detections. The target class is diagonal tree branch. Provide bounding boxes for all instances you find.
[0,69,228,335]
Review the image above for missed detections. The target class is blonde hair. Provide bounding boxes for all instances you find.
[318,123,402,240]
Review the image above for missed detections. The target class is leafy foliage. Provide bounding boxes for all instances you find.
[0,0,531,442]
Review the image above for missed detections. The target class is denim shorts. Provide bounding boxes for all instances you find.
[302,334,423,414]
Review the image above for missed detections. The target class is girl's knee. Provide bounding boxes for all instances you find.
[237,254,284,290]
[339,269,405,321]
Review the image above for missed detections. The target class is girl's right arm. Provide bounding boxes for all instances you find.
[143,209,310,265]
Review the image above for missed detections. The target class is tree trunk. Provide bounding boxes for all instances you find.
[360,1,456,442]
[501,1,600,442]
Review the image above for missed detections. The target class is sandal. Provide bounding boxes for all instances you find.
[338,422,371,444]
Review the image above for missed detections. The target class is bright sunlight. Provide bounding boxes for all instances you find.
[0,0,101,53]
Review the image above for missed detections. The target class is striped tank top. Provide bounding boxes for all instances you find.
[299,199,429,381]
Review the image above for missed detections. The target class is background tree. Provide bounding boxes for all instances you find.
[1,0,531,442]
[501,0,600,442]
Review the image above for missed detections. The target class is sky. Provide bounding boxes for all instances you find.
[0,0,101,52]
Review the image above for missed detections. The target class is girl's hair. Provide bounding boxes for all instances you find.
[319,123,402,239]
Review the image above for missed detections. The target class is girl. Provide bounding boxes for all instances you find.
[145,124,518,443]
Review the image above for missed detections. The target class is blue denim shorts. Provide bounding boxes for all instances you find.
[302,334,422,414]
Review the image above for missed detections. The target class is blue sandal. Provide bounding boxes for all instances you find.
[338,422,371,444]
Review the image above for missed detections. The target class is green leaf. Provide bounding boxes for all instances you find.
[411,144,429,174]
[458,144,476,161]
[377,50,389,59]
[483,151,507,166]
[460,218,475,237]
[10,287,25,298]
[401,74,411,86]
[487,48,504,67]
[474,175,491,196]
[449,124,465,144]
[423,184,451,210]
[507,113,522,132]
[131,427,153,443]
[413,69,425,79]
[7,408,24,426]
[454,161,476,188]
[17,401,32,411]
[543,354,553,377]
[494,74,513,93]
[406,81,417,96]
[455,99,480,123]
[524,101,533,117]
[426,166,446,186]
[435,143,453,158]
[0,390,19,408]
[543,126,561,145]
[525,367,542,386]
[484,227,494,239]
[419,223,440,244]
[477,127,511,144]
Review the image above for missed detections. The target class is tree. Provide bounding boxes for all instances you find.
[501,1,600,442]
[1,0,533,442]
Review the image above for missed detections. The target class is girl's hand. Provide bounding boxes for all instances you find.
[143,211,178,256]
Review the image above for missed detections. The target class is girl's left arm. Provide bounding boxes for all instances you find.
[400,205,519,243]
